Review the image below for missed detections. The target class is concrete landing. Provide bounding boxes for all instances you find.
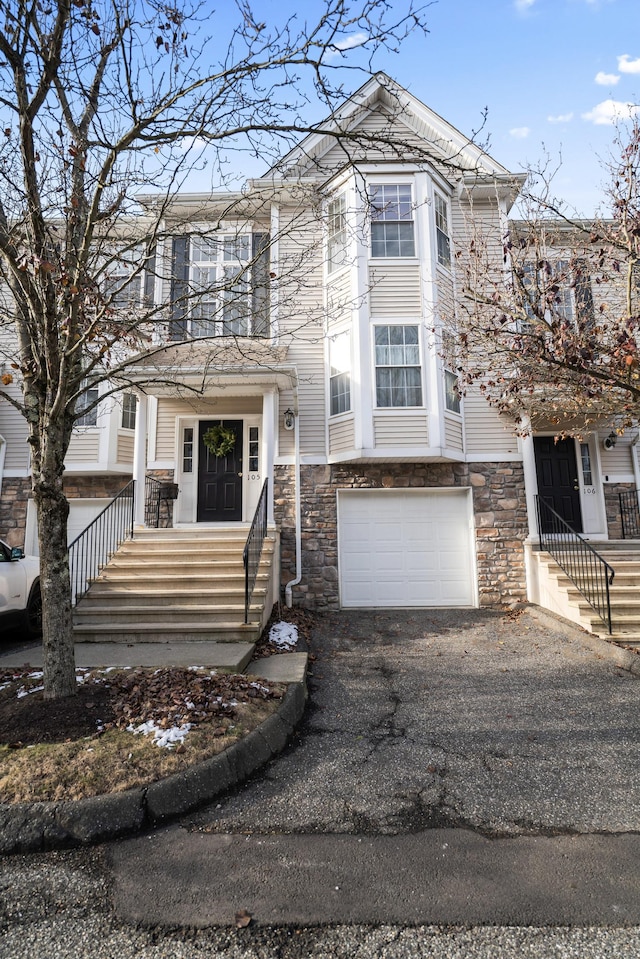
[246,652,308,684]
[0,641,256,673]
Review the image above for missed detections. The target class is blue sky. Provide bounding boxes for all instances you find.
[189,0,639,215]
[380,0,640,215]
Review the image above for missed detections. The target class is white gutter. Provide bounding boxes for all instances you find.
[284,410,302,607]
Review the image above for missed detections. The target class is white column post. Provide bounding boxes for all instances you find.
[262,390,276,524]
[133,392,148,527]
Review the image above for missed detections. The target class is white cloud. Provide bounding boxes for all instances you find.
[595,71,620,86]
[547,112,574,123]
[510,126,530,138]
[618,54,640,74]
[326,32,370,56]
[514,0,535,11]
[582,99,640,124]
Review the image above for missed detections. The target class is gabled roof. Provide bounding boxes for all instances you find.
[258,73,514,184]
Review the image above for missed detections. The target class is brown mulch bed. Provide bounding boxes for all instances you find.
[252,605,316,658]
[0,666,283,748]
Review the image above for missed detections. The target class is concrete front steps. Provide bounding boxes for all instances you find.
[532,542,640,646]
[73,527,277,646]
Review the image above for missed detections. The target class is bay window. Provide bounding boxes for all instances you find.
[374,325,422,407]
[370,184,415,258]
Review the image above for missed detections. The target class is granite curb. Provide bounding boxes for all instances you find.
[524,605,640,677]
[0,680,307,856]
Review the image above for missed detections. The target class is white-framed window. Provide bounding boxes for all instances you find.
[248,426,259,473]
[519,259,594,329]
[329,331,351,416]
[190,234,253,337]
[121,392,137,430]
[434,193,451,269]
[369,184,415,258]
[374,325,423,408]
[442,331,461,414]
[76,380,100,427]
[182,427,194,472]
[190,237,220,337]
[327,193,348,273]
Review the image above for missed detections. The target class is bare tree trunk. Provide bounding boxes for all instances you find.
[30,400,76,699]
[35,480,75,699]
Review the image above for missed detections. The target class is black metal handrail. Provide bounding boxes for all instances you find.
[68,480,135,606]
[243,479,269,625]
[619,488,640,539]
[144,475,179,528]
[536,496,614,634]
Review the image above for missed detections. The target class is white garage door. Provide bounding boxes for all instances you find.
[25,498,112,555]
[338,488,476,608]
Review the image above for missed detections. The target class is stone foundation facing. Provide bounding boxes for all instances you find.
[274,462,528,611]
[1,474,132,547]
[603,482,637,540]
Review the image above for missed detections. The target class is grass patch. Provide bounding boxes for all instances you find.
[0,667,284,804]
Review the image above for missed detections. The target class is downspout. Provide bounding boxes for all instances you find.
[284,410,301,607]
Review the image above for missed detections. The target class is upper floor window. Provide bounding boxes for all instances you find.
[329,331,351,416]
[103,244,154,310]
[369,184,415,258]
[374,325,422,408]
[327,193,348,273]
[121,392,137,430]
[519,259,594,329]
[442,332,460,414]
[76,380,99,427]
[170,231,271,342]
[434,194,451,269]
[189,234,254,338]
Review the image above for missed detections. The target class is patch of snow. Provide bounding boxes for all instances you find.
[17,684,44,698]
[269,621,298,649]
[127,719,192,748]
[249,682,271,695]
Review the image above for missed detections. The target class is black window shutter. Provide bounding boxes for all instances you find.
[574,261,594,329]
[251,232,270,337]
[169,235,190,340]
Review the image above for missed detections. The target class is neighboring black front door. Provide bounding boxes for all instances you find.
[197,420,243,522]
[533,436,583,533]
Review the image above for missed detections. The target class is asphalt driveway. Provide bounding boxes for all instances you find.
[190,606,640,837]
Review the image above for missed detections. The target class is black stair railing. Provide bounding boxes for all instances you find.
[619,488,640,539]
[144,475,179,528]
[243,479,269,625]
[68,480,135,606]
[536,496,614,634]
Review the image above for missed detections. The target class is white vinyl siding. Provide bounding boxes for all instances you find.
[368,263,422,316]
[374,414,428,447]
[65,431,101,463]
[277,203,326,456]
[463,386,520,457]
[329,418,355,455]
[0,386,29,472]
[444,415,464,451]
[116,432,135,465]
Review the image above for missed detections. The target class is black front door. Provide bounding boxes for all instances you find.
[533,436,583,533]
[197,420,243,522]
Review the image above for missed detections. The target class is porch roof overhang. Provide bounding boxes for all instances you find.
[121,339,296,397]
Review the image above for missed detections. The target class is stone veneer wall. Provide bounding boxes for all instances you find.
[273,462,528,610]
[603,482,637,540]
[0,477,32,547]
[1,474,132,547]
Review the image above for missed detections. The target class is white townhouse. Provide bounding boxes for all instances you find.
[2,75,640,640]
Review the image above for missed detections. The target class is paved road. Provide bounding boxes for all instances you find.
[3,607,640,956]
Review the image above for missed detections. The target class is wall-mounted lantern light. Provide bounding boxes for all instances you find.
[283,408,296,431]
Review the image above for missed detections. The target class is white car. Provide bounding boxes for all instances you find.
[0,539,41,638]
